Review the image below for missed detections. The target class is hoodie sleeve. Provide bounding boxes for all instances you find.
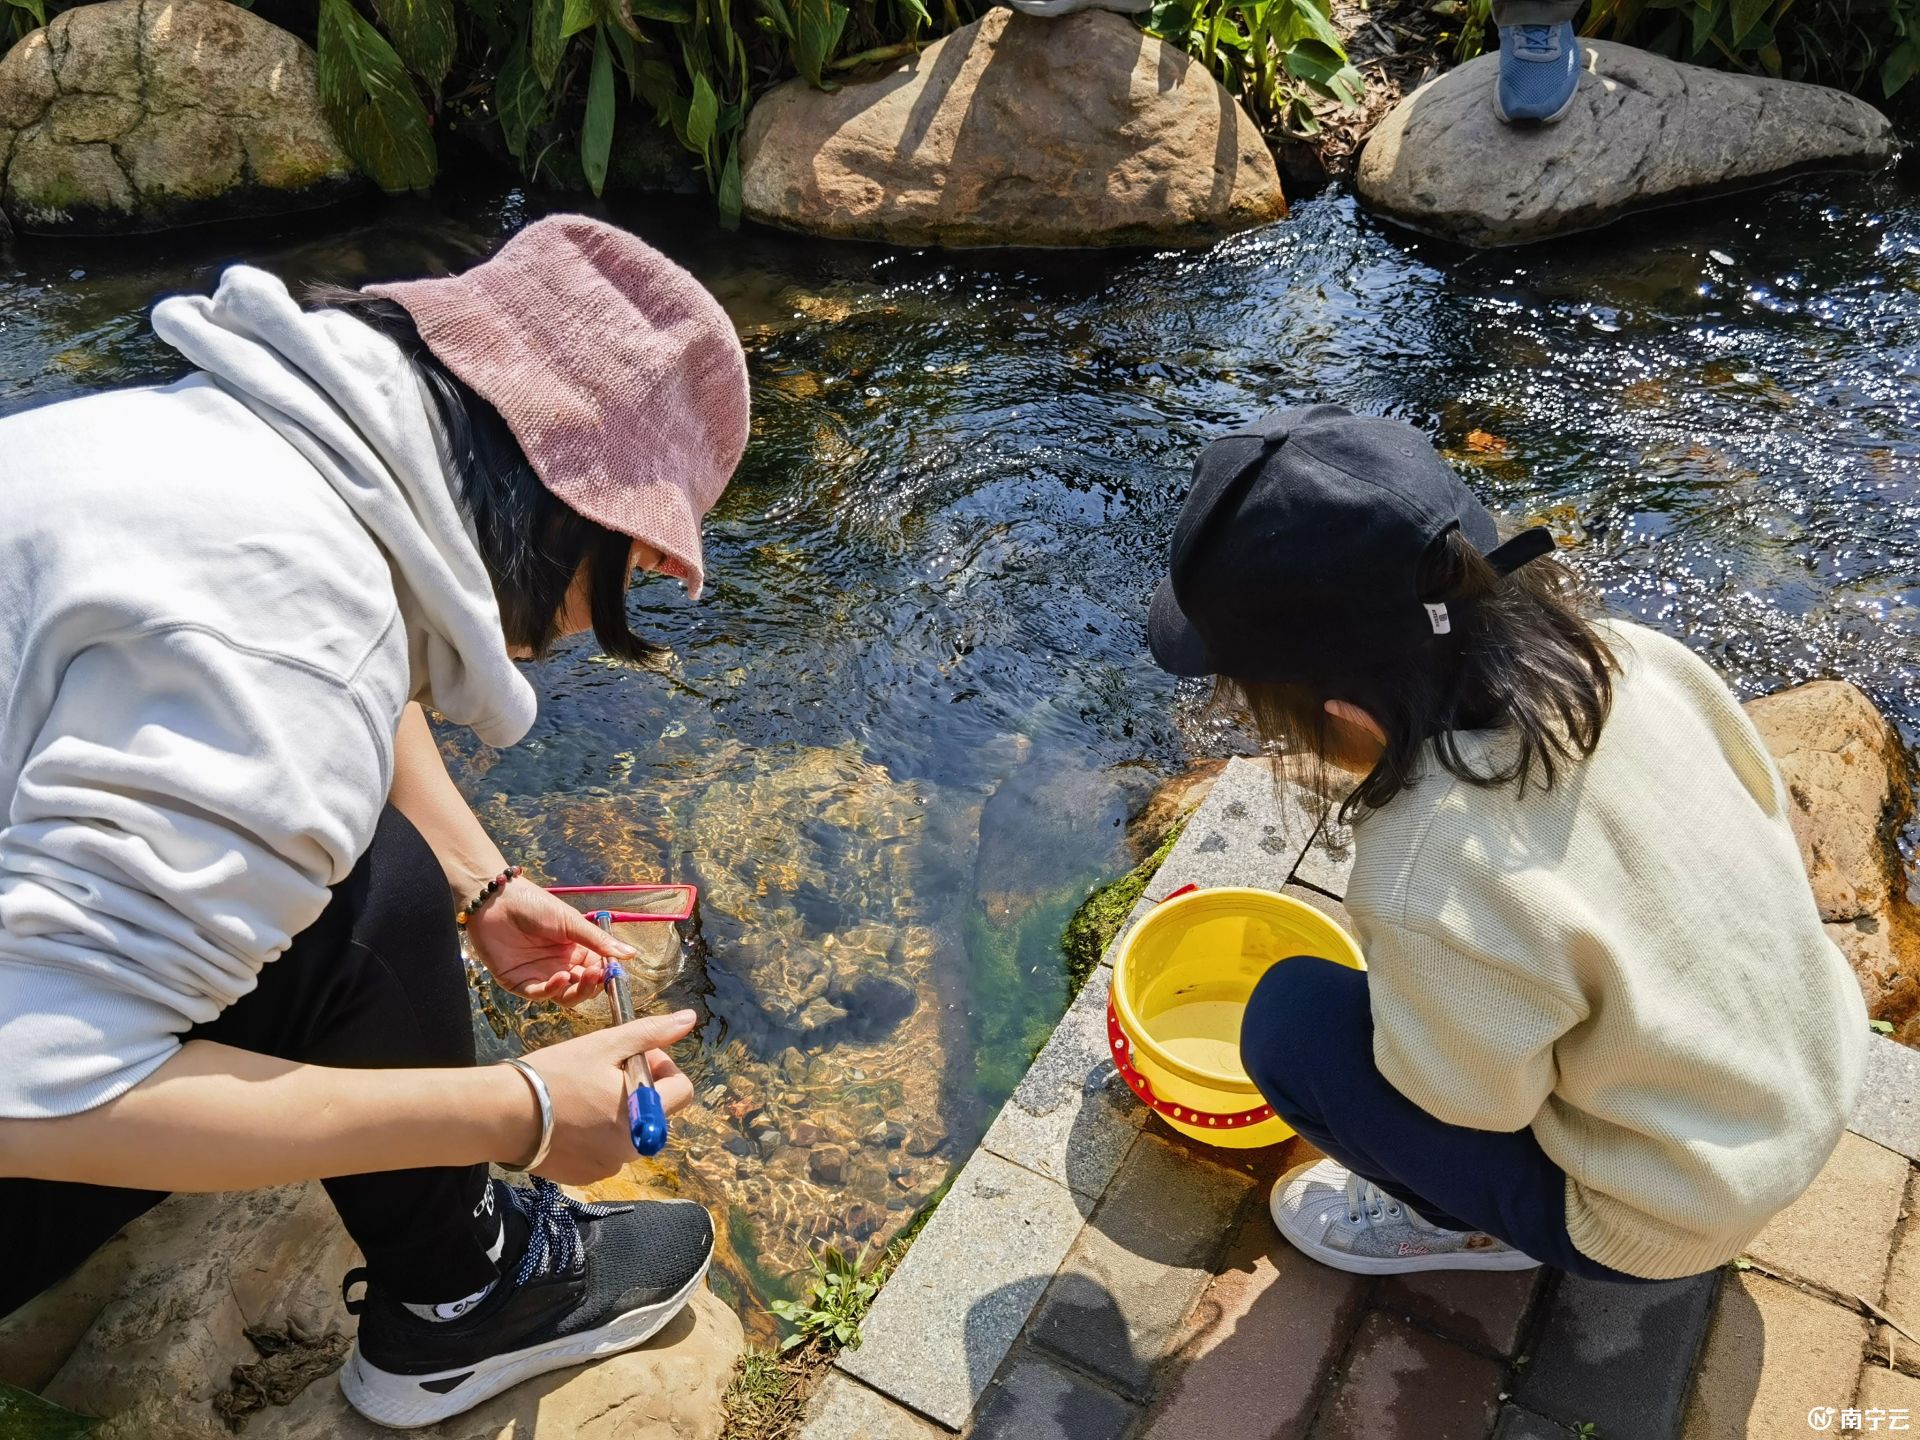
[0,622,398,1119]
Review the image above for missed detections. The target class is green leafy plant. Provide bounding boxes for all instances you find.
[1587,0,1920,100]
[1,0,45,48]
[310,0,969,216]
[1144,0,1363,136]
[1872,1017,1896,1034]
[768,1243,880,1353]
[1447,0,1494,63]
[0,1382,98,1440]
[318,0,440,190]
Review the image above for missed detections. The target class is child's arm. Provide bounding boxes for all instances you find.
[1367,921,1582,1132]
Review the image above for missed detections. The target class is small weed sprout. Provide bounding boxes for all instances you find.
[770,1245,881,1354]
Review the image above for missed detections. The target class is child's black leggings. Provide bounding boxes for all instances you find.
[0,807,500,1318]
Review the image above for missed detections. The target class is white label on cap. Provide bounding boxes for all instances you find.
[1425,602,1452,635]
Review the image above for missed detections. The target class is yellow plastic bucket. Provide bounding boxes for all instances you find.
[1109,885,1366,1148]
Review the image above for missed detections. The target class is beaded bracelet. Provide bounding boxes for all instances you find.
[456,864,523,927]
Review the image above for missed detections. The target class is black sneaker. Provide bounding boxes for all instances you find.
[338,1177,714,1428]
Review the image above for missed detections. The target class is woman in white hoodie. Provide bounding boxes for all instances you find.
[0,215,750,1426]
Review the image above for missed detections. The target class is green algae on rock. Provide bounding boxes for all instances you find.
[1062,820,1186,993]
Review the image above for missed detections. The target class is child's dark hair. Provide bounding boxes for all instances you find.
[1223,529,1617,823]
[306,284,664,666]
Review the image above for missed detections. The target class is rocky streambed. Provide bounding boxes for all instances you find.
[450,736,1162,1326]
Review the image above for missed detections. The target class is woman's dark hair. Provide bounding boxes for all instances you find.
[306,284,663,666]
[1221,529,1617,823]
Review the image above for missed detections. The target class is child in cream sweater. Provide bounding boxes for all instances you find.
[1148,404,1867,1281]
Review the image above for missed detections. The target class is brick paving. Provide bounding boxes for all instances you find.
[1027,1132,1252,1398]
[800,759,1920,1440]
[1747,1132,1910,1301]
[1376,1268,1541,1358]
[1316,1309,1506,1440]
[1141,1179,1366,1440]
[1680,1270,1868,1438]
[1515,1271,1720,1438]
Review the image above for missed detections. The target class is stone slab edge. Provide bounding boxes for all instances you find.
[980,963,1146,1200]
[1137,757,1325,908]
[1088,759,1328,979]
[836,1147,1087,1430]
[1850,1036,1920,1163]
[800,1372,949,1439]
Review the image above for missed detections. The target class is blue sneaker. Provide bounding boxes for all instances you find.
[1494,22,1582,124]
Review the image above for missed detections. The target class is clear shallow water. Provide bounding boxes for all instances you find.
[7,171,1920,1323]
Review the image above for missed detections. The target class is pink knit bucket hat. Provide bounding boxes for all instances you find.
[367,215,749,600]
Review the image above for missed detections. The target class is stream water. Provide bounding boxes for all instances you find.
[7,169,1920,1329]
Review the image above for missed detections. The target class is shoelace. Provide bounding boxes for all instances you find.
[510,1177,631,1289]
[1513,23,1558,56]
[1343,1170,1416,1227]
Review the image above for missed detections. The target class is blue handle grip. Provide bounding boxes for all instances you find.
[602,950,670,1158]
[628,1084,669,1157]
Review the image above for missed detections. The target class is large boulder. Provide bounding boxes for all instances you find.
[0,0,358,236]
[3,1183,741,1438]
[739,9,1286,248]
[1356,41,1893,247]
[1744,681,1920,1031]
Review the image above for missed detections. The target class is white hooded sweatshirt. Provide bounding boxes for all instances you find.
[0,265,537,1118]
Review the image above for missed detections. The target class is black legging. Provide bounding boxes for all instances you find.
[0,808,498,1316]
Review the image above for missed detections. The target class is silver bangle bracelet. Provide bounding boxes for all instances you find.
[500,1058,554,1172]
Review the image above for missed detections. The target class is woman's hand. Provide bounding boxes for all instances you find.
[516,1011,698,1184]
[468,877,634,1005]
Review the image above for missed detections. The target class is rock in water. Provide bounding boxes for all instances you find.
[12,1184,741,1438]
[1127,758,1229,858]
[975,758,1157,924]
[0,0,359,236]
[1745,681,1919,1029]
[1356,41,1892,247]
[740,9,1285,248]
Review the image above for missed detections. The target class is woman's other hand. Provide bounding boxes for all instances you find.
[517,1011,698,1184]
[469,877,632,1005]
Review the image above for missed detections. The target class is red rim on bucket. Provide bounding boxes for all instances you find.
[1105,995,1276,1132]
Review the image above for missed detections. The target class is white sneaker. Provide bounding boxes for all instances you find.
[1270,1158,1541,1275]
[1002,0,1151,15]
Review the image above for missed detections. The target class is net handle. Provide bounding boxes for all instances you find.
[547,884,698,923]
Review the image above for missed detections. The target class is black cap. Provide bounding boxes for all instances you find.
[1148,404,1555,682]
